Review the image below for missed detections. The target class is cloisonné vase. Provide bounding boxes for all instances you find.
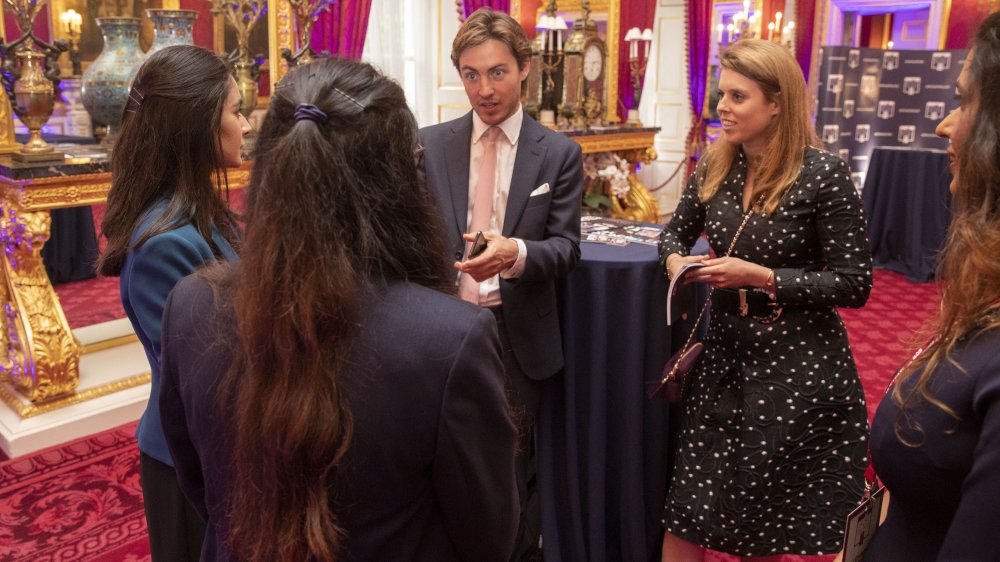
[145,9,198,56]
[81,17,144,145]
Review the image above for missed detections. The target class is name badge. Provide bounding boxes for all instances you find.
[842,485,886,562]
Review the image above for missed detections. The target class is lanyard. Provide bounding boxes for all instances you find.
[863,339,936,493]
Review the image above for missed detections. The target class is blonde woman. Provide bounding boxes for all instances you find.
[658,39,872,560]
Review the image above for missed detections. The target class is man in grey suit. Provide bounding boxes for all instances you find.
[418,8,584,561]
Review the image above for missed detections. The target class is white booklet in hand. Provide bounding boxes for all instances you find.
[666,262,705,326]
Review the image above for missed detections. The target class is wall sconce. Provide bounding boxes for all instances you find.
[624,26,652,126]
[60,9,82,76]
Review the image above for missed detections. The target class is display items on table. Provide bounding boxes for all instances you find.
[0,0,69,162]
[623,26,651,126]
[282,0,334,66]
[80,17,144,147]
[144,9,199,56]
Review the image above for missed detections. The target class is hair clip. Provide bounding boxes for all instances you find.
[125,88,144,113]
[333,87,365,110]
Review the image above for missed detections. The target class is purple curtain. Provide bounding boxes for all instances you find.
[794,0,817,83]
[617,0,657,121]
[310,0,373,60]
[459,0,510,20]
[686,0,712,171]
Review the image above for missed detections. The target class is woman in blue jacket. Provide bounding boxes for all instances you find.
[96,45,250,562]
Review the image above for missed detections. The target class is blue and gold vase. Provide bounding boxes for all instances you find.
[145,9,198,56]
[81,17,144,145]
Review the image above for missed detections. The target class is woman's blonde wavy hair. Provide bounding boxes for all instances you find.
[892,12,1000,445]
[696,39,821,214]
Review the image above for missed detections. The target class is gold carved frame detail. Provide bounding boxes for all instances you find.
[0,164,251,407]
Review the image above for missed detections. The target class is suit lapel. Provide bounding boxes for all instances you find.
[503,115,547,237]
[443,114,473,236]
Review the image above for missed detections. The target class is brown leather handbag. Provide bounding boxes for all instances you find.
[648,340,703,403]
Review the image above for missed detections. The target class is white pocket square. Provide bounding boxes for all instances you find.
[529,183,550,197]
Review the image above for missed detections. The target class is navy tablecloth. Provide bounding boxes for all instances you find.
[12,133,101,284]
[862,147,951,283]
[539,235,710,562]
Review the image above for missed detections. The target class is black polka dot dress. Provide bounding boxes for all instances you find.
[657,148,873,556]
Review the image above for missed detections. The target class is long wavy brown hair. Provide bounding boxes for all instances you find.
[96,46,238,276]
[893,11,1000,441]
[696,39,821,214]
[213,58,452,561]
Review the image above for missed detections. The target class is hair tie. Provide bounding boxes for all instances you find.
[294,103,328,125]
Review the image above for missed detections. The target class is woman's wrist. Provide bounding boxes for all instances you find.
[665,253,681,279]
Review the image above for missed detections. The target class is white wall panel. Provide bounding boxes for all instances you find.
[655,16,686,92]
[638,0,689,217]
[432,0,470,125]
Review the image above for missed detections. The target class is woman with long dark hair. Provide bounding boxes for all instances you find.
[96,45,250,561]
[861,12,1000,561]
[158,58,519,561]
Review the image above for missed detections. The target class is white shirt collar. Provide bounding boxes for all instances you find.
[472,104,523,146]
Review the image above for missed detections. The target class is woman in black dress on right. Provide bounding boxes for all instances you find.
[658,39,872,560]
[862,12,1000,561]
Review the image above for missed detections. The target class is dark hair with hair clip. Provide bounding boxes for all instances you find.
[209,58,452,562]
[97,45,238,276]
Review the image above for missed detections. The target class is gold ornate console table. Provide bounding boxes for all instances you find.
[0,151,250,406]
[563,126,661,223]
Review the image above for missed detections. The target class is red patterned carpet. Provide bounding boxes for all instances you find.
[0,423,149,562]
[4,268,938,562]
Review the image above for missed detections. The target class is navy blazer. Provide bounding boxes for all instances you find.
[159,275,519,561]
[121,200,238,466]
[419,111,584,380]
[866,326,1000,561]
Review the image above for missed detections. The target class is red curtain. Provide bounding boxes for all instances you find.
[685,0,711,173]
[458,0,511,20]
[794,0,817,83]
[311,0,374,60]
[180,0,215,51]
[4,7,50,44]
[617,0,656,121]
[944,0,999,49]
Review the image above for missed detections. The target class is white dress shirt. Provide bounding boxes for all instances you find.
[467,107,528,307]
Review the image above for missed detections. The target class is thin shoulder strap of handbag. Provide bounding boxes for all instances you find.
[672,195,764,355]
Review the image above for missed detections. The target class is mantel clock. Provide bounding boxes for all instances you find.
[559,4,606,128]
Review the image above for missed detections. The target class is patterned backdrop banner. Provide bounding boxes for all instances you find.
[815,46,967,192]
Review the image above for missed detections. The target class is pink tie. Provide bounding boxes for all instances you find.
[459,126,501,304]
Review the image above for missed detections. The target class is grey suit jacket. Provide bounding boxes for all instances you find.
[419,111,584,380]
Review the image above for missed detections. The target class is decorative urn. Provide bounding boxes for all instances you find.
[80,17,144,145]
